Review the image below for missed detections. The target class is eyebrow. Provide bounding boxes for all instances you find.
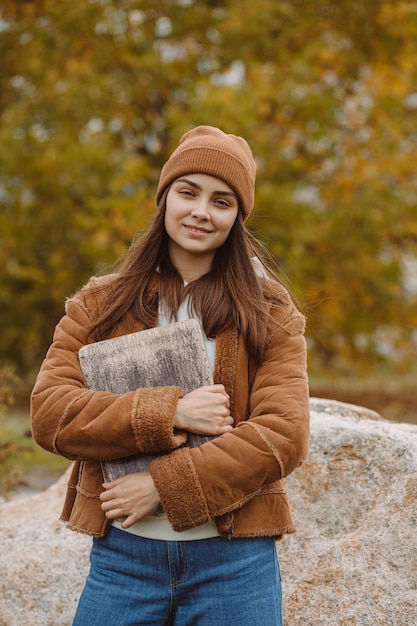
[174,178,237,197]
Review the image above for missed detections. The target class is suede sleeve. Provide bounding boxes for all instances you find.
[150,448,211,530]
[31,285,186,461]
[149,300,310,532]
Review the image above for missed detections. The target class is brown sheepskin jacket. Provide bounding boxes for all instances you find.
[31,273,310,539]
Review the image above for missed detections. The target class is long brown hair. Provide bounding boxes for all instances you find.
[90,192,286,363]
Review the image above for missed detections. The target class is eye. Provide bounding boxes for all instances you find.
[178,188,195,197]
[214,197,233,208]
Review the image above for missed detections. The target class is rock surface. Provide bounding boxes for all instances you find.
[0,398,416,625]
[279,398,417,625]
[0,468,91,626]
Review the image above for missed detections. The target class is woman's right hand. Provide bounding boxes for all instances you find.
[173,384,234,435]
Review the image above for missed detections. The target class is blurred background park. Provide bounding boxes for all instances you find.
[1,0,416,497]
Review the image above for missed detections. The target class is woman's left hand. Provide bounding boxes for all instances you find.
[100,472,160,529]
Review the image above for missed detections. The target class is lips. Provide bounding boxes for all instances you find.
[183,224,212,234]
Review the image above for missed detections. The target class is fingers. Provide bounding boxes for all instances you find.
[103,507,126,520]
[199,384,229,401]
[206,384,230,400]
[120,513,143,529]
[206,411,234,435]
[217,403,231,417]
[216,420,233,434]
[99,473,160,523]
[100,497,126,520]
[99,480,127,519]
[202,385,231,411]
[174,384,234,434]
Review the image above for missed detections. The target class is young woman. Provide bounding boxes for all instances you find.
[31,125,310,626]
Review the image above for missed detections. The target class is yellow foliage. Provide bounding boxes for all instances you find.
[0,0,416,375]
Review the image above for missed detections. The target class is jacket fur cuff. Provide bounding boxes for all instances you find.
[131,387,187,453]
[149,448,211,532]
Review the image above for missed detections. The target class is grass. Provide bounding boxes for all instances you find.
[309,366,417,424]
[0,410,70,498]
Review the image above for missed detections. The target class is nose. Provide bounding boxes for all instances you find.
[190,198,210,220]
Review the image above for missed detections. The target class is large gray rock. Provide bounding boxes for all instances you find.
[279,398,417,625]
[0,398,416,625]
[0,468,90,626]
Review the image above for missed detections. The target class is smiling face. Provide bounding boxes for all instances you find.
[164,173,239,281]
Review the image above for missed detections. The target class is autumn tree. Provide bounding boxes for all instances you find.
[1,0,416,376]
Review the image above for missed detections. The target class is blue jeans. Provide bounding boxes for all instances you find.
[72,527,283,626]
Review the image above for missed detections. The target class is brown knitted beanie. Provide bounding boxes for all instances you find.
[155,126,256,219]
